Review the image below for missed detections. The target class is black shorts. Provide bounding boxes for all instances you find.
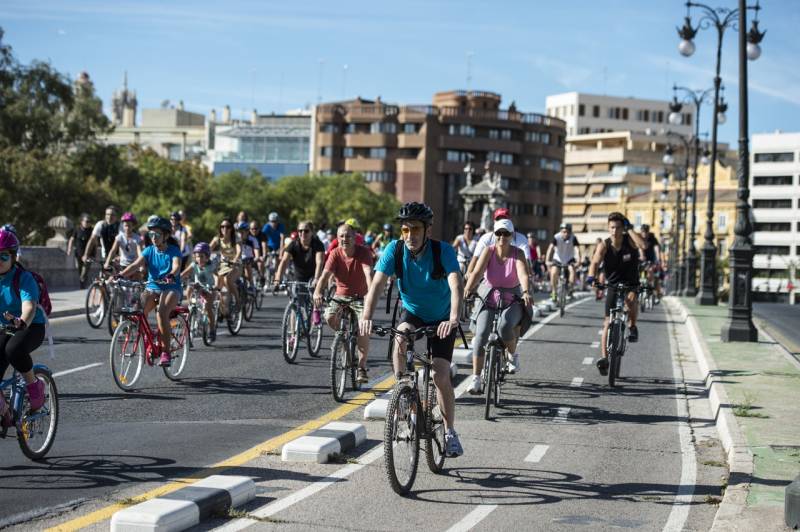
[399,309,456,363]
[604,284,637,317]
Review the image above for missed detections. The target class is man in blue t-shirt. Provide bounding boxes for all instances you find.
[261,212,286,255]
[359,202,465,458]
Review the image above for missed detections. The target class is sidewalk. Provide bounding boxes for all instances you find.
[676,297,800,531]
[49,288,86,319]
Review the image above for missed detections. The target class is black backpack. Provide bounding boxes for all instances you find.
[393,239,446,291]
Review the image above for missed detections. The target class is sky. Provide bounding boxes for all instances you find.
[2,0,799,145]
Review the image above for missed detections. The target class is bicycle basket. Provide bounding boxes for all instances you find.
[119,283,144,313]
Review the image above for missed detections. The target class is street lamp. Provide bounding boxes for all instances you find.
[663,134,691,295]
[722,0,765,342]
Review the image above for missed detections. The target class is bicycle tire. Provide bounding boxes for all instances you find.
[255,281,264,310]
[110,319,144,391]
[559,282,566,317]
[16,367,59,461]
[424,375,446,474]
[484,347,495,420]
[244,291,255,322]
[227,300,243,335]
[281,304,300,363]
[188,308,200,349]
[107,288,121,336]
[330,332,348,402]
[493,351,502,408]
[348,335,359,391]
[307,317,324,357]
[163,313,190,380]
[384,384,419,495]
[85,282,106,329]
[607,322,621,387]
[201,313,212,346]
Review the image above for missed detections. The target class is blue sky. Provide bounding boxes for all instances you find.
[2,0,799,144]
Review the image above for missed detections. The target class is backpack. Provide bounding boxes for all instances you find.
[13,264,53,316]
[393,239,446,291]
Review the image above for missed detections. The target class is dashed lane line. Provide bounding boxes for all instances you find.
[590,341,600,348]
[446,504,499,532]
[524,444,549,463]
[52,362,103,378]
[554,406,571,423]
[570,377,584,387]
[582,357,594,365]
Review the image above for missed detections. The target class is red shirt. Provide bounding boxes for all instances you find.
[324,245,373,297]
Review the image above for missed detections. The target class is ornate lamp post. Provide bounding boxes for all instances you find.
[663,138,691,295]
[722,0,764,342]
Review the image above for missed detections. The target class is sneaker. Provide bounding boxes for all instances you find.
[445,429,464,458]
[357,368,369,383]
[596,358,609,376]
[209,329,217,342]
[0,393,12,428]
[628,325,639,343]
[467,374,482,395]
[26,380,45,412]
[312,308,321,326]
[158,352,172,367]
[550,291,557,301]
[506,353,520,374]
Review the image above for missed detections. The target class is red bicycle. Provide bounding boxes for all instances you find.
[109,279,190,391]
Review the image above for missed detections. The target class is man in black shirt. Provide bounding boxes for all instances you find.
[586,212,646,376]
[640,224,662,298]
[83,206,120,264]
[67,213,95,288]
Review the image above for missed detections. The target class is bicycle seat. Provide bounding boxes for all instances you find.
[171,306,189,317]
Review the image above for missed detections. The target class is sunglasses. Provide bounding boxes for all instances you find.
[494,230,511,238]
[148,231,162,239]
[0,252,12,262]
[298,228,311,234]
[220,224,232,228]
[400,226,424,236]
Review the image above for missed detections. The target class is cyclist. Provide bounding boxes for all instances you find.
[119,216,182,367]
[372,223,394,259]
[67,213,94,288]
[103,212,142,277]
[359,202,465,457]
[181,242,218,342]
[313,223,374,383]
[249,220,268,286]
[640,224,662,299]
[83,205,119,265]
[586,212,646,376]
[327,218,366,255]
[210,218,242,314]
[452,221,478,276]
[237,221,260,288]
[526,232,543,286]
[466,208,529,278]
[0,229,47,426]
[545,223,581,301]
[273,221,325,316]
[171,211,192,271]
[464,218,532,392]
[261,212,285,258]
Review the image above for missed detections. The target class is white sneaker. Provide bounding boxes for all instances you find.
[468,374,482,395]
[507,353,519,374]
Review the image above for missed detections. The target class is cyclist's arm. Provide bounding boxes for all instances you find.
[180,261,194,280]
[19,299,36,327]
[103,239,120,269]
[313,270,333,306]
[66,235,74,256]
[234,243,242,262]
[278,233,286,257]
[83,234,99,261]
[588,241,606,279]
[273,251,292,285]
[654,244,661,264]
[179,231,186,254]
[452,235,461,249]
[544,243,555,264]
[438,271,464,338]
[515,249,532,306]
[627,229,646,251]
[314,251,325,282]
[361,262,373,289]
[464,247,490,295]
[120,255,146,278]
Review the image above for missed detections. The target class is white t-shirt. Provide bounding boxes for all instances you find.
[454,235,479,262]
[173,225,191,257]
[91,221,118,259]
[474,231,529,259]
[551,233,580,263]
[115,232,141,267]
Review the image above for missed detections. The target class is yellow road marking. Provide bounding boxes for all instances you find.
[47,374,395,531]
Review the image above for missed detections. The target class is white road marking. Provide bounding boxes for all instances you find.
[53,362,103,378]
[597,329,603,335]
[590,341,600,348]
[446,504,499,532]
[570,377,584,387]
[554,406,571,423]
[521,297,591,343]
[524,444,549,463]
[582,357,594,365]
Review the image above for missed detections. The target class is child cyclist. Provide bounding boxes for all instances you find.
[181,242,218,342]
[118,216,182,367]
[103,212,143,278]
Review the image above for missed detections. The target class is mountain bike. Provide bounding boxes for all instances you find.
[597,282,641,387]
[187,282,220,347]
[109,280,190,391]
[373,325,446,496]
[329,296,362,402]
[278,281,323,363]
[85,259,113,329]
[0,327,58,460]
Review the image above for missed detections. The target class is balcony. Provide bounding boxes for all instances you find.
[344,133,396,148]
[438,135,522,153]
[345,158,392,172]
[397,158,424,173]
[398,133,425,149]
[565,147,626,165]
[346,104,399,121]
[398,106,437,122]
[317,132,342,146]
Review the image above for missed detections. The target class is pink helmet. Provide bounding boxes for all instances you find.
[121,212,137,224]
[0,229,20,252]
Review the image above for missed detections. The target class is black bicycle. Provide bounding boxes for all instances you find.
[278,281,324,363]
[552,261,570,317]
[597,282,641,387]
[373,325,446,496]
[329,297,362,402]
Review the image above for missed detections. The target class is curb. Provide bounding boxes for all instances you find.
[50,307,84,320]
[665,297,754,531]
[281,421,366,463]
[364,363,457,421]
[110,475,255,532]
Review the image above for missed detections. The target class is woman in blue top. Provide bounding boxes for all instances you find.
[119,216,182,367]
[0,229,47,428]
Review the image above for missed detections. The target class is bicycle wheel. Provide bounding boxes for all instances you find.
[164,313,189,380]
[424,375,446,474]
[188,307,200,349]
[85,282,106,328]
[330,332,348,402]
[110,319,144,391]
[484,347,495,420]
[227,300,243,336]
[384,384,420,495]
[255,278,265,310]
[307,314,324,358]
[607,322,621,387]
[16,367,59,461]
[244,292,255,322]
[107,289,122,336]
[201,313,215,346]
[281,304,300,363]
[348,335,359,391]
[559,283,566,317]
[493,351,502,408]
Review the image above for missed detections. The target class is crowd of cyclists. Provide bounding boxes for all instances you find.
[0,200,665,468]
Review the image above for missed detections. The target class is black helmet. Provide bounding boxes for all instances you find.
[147,215,172,233]
[396,202,433,225]
[170,211,182,221]
[641,224,650,231]
[382,223,393,232]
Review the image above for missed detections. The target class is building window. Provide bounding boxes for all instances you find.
[754,152,794,163]
[446,150,471,162]
[579,104,585,116]
[370,122,397,134]
[753,199,792,209]
[369,148,387,159]
[718,238,727,257]
[320,146,335,157]
[500,129,512,140]
[753,175,793,186]
[634,212,643,227]
[403,123,419,134]
[754,245,791,255]
[320,123,340,133]
[622,108,629,120]
[488,129,499,139]
[345,123,357,134]
[643,110,650,121]
[717,213,727,231]
[683,113,692,126]
[525,131,550,144]
[487,151,514,165]
[448,124,475,137]
[754,222,791,232]
[342,147,354,158]
[540,157,562,172]
[363,171,395,183]
[592,105,600,118]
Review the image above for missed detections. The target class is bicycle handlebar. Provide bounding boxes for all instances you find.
[372,325,438,340]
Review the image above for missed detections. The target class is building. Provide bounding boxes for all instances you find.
[750,131,800,303]
[206,111,311,179]
[312,90,566,240]
[546,92,695,138]
[110,72,137,128]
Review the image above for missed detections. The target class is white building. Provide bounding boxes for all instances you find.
[546,92,695,138]
[750,131,800,303]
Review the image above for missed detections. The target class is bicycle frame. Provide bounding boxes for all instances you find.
[0,365,50,429]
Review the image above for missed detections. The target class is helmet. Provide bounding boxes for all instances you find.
[121,212,137,224]
[559,222,572,231]
[396,202,433,224]
[641,224,650,231]
[146,215,172,233]
[2,224,17,235]
[526,232,535,239]
[268,212,279,222]
[382,223,393,232]
[235,221,249,231]
[170,211,182,221]
[0,229,20,252]
[493,207,510,220]
[345,218,359,229]
[193,242,211,255]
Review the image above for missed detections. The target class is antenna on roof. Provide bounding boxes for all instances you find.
[466,51,474,92]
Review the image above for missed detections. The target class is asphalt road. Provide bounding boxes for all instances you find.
[754,302,800,357]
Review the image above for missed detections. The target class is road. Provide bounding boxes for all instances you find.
[1,296,724,531]
[754,302,800,357]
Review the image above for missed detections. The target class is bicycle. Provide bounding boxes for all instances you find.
[240,275,256,323]
[373,325,446,495]
[277,281,323,363]
[553,261,570,317]
[84,259,113,329]
[467,290,521,420]
[329,296,363,402]
[219,259,244,335]
[638,263,656,313]
[596,282,641,387]
[187,282,220,347]
[0,326,58,460]
[106,271,140,336]
[109,279,191,391]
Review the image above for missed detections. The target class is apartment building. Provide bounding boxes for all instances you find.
[546,92,695,138]
[312,91,566,240]
[750,131,800,303]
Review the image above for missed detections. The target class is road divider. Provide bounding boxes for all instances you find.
[281,422,366,463]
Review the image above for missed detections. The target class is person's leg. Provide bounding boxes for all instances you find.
[393,321,415,376]
[471,307,493,377]
[432,357,455,430]
[6,325,45,385]
[549,265,558,297]
[156,291,179,361]
[227,269,240,308]
[625,289,638,341]
[499,303,524,354]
